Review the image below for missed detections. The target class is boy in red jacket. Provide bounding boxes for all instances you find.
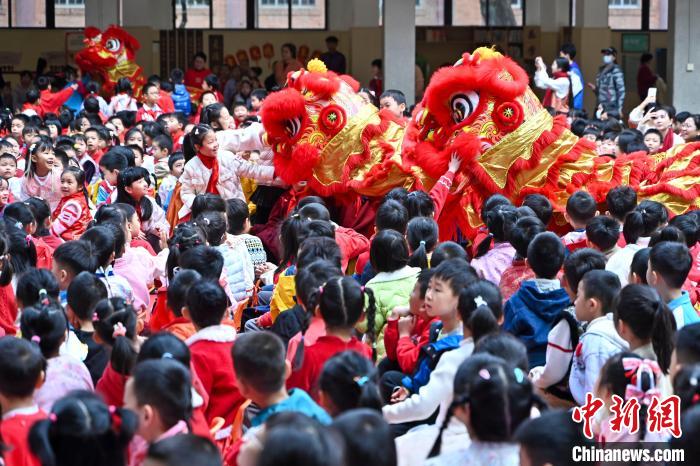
[0,338,47,466]
[383,269,436,376]
[184,280,243,445]
[37,75,78,117]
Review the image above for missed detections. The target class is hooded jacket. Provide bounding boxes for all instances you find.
[503,280,570,367]
[172,83,192,115]
[569,313,629,405]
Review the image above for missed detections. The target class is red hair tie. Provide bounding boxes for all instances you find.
[692,393,700,404]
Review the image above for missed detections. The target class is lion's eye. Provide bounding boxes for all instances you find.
[450,91,480,124]
[105,38,121,52]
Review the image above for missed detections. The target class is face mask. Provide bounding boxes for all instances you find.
[603,55,614,65]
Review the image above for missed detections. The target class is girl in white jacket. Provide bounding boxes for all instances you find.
[178,124,275,220]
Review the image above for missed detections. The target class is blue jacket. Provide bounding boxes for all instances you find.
[503,281,570,368]
[171,83,192,115]
[251,388,331,427]
[570,61,584,110]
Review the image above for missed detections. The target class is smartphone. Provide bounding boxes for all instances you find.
[647,87,657,102]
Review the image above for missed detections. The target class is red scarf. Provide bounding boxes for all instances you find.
[198,154,220,195]
[542,71,570,109]
[660,128,675,152]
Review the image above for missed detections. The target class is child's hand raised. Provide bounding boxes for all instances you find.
[388,306,411,321]
[448,153,462,173]
[397,315,416,338]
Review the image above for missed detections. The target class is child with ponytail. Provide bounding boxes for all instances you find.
[607,200,668,286]
[406,216,438,270]
[20,294,94,412]
[285,258,342,366]
[423,354,533,465]
[597,352,671,443]
[614,284,676,375]
[177,124,275,220]
[318,350,382,417]
[4,201,51,269]
[116,166,169,250]
[50,167,92,240]
[287,276,376,400]
[28,390,137,466]
[470,203,518,285]
[93,297,140,407]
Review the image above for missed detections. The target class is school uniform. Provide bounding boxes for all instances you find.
[668,291,700,329]
[503,279,571,368]
[96,361,128,407]
[286,335,372,400]
[251,389,331,427]
[1,406,46,466]
[50,192,92,240]
[383,316,438,374]
[187,325,243,441]
[569,313,628,406]
[561,229,588,253]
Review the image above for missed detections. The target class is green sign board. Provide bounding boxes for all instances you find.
[622,33,649,53]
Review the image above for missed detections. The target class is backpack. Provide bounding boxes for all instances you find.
[401,321,462,393]
[544,309,581,401]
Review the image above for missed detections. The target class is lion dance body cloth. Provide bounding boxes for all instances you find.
[259,49,700,241]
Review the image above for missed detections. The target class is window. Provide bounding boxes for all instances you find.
[609,0,639,7]
[175,0,210,28]
[649,0,668,30]
[452,0,523,26]
[0,0,119,28]
[257,0,325,29]
[55,0,85,28]
[416,0,445,26]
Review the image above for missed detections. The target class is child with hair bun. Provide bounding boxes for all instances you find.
[20,293,94,412]
[93,297,140,407]
[28,390,137,466]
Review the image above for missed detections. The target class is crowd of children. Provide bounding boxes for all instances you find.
[0,62,699,466]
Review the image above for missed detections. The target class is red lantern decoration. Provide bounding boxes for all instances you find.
[250,45,261,63]
[298,45,310,65]
[263,42,274,67]
[236,49,249,64]
[225,54,237,67]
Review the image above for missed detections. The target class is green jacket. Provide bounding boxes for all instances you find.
[360,266,420,359]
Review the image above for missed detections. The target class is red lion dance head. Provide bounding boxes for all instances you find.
[75,25,145,97]
[260,59,409,197]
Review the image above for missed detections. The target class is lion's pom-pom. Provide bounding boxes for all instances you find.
[307,58,328,74]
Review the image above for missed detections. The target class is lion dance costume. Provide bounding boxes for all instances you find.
[75,25,145,97]
[260,49,700,241]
